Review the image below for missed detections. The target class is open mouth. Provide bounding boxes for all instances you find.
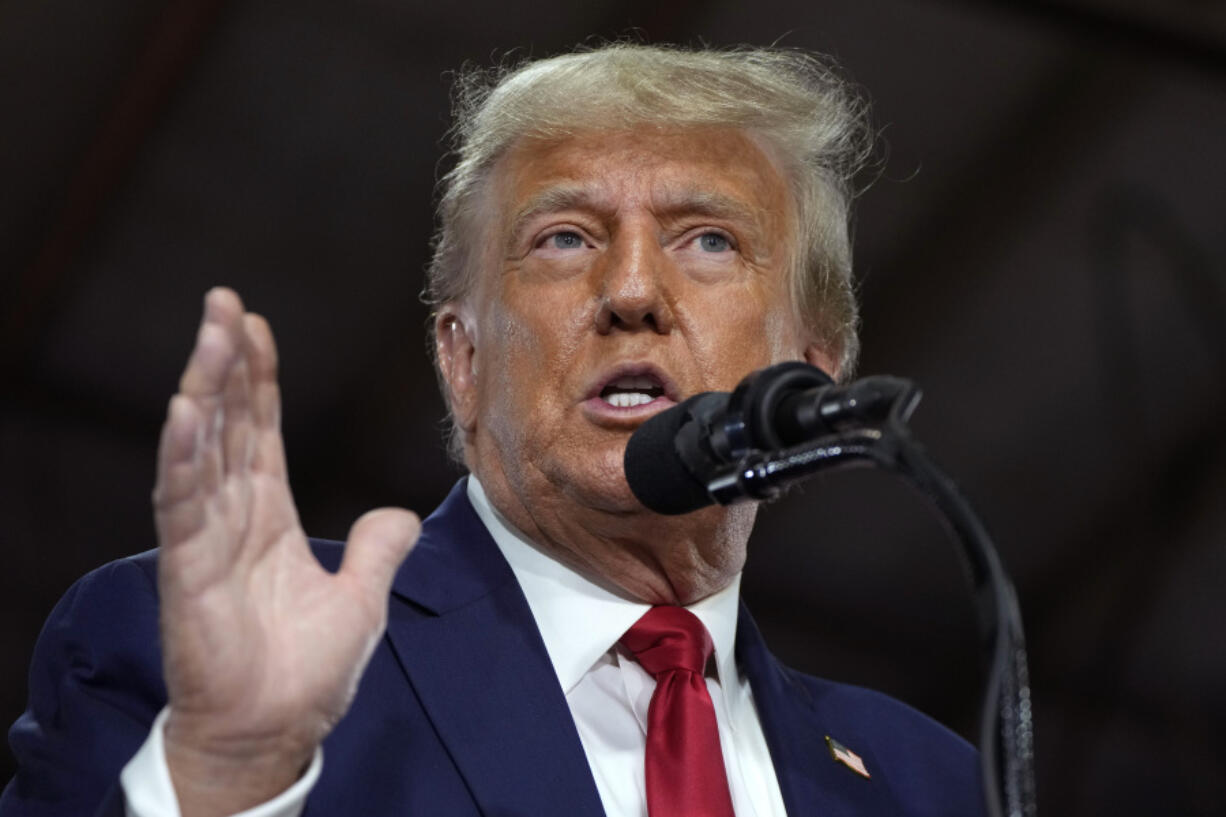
[599,374,666,408]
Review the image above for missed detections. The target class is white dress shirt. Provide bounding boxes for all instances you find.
[120,476,788,817]
[467,478,789,817]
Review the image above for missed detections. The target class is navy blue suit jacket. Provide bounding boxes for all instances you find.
[2,480,983,816]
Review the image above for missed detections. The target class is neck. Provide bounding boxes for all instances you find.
[470,457,755,606]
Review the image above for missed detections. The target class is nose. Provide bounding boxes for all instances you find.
[594,224,675,334]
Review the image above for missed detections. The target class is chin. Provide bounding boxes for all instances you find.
[546,444,643,514]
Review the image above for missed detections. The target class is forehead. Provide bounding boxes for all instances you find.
[490,127,795,225]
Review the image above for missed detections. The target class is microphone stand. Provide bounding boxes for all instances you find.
[706,378,1037,817]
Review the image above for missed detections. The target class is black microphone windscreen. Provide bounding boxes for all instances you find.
[623,395,715,515]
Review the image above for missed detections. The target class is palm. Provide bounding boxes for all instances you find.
[152,289,417,811]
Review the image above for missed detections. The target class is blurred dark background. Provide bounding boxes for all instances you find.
[2,0,1224,813]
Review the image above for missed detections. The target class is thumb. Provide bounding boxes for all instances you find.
[339,507,420,605]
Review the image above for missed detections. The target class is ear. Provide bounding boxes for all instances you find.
[803,342,840,382]
[435,305,479,433]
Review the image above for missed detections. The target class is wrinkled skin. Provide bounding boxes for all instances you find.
[153,126,836,817]
[436,128,834,605]
[154,290,419,817]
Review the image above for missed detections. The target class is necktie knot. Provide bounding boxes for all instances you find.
[620,606,713,678]
[618,605,735,817]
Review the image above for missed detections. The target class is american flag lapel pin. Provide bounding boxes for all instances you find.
[825,735,871,779]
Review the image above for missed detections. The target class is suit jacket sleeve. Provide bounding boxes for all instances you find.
[0,554,166,817]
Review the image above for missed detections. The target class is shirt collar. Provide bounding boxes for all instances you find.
[466,476,742,696]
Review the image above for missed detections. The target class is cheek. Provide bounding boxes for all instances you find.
[763,303,806,361]
[478,286,591,423]
[481,310,538,414]
[738,275,807,363]
[689,286,803,380]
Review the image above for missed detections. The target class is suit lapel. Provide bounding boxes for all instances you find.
[380,481,900,817]
[383,480,606,817]
[737,604,892,817]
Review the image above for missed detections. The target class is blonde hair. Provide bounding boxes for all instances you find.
[429,44,872,463]
[427,43,873,448]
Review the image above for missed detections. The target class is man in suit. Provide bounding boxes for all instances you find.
[2,44,983,817]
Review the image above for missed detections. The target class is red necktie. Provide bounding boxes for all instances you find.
[620,606,737,817]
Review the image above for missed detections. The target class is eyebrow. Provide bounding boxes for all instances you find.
[507,184,607,247]
[652,187,760,227]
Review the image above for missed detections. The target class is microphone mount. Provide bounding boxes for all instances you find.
[677,363,1037,817]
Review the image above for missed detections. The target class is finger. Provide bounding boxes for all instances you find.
[179,289,246,495]
[243,313,289,478]
[153,395,207,548]
[338,508,421,615]
[220,344,254,479]
[179,288,246,397]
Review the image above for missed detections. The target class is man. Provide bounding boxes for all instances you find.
[1,44,983,816]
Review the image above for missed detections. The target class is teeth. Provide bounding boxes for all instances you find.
[605,392,655,408]
[599,372,665,408]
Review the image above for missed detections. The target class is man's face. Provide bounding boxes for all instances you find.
[442,127,830,514]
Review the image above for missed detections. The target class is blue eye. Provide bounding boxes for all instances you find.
[551,231,584,249]
[698,233,731,252]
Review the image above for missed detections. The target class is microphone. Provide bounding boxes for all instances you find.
[628,362,1037,817]
[624,361,914,514]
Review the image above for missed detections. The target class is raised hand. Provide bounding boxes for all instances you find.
[152,288,419,817]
